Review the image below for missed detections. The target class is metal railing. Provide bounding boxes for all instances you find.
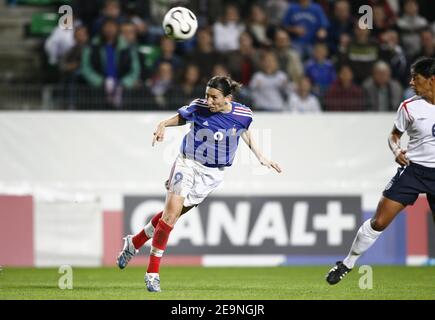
[0,83,386,112]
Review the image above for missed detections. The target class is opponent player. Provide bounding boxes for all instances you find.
[326,57,435,284]
[117,76,282,292]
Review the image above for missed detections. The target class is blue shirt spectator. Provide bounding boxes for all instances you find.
[282,0,329,58]
[304,42,336,96]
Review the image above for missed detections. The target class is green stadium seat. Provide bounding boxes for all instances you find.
[30,12,58,36]
[138,45,161,70]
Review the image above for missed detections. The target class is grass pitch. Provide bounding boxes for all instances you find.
[0,266,433,300]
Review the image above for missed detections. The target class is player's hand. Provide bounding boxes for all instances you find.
[260,157,282,173]
[152,123,166,146]
[394,149,410,166]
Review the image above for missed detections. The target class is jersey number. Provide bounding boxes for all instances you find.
[432,124,435,137]
[214,132,224,141]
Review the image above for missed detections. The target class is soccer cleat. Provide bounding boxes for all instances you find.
[326,261,352,285]
[116,235,138,269]
[145,273,161,292]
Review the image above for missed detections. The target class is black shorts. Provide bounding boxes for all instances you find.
[383,162,435,212]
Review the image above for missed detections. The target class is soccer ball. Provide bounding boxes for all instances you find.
[162,7,198,40]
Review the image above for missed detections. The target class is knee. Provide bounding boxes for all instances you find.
[370,218,387,232]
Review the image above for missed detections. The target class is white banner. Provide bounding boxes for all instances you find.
[34,200,102,266]
[0,112,402,211]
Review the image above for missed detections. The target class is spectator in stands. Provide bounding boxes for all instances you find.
[363,61,403,111]
[60,26,89,75]
[323,65,365,111]
[167,64,202,110]
[326,0,354,55]
[187,28,224,84]
[379,29,408,85]
[273,28,304,83]
[249,51,292,111]
[338,25,379,84]
[153,37,183,77]
[72,0,104,33]
[288,76,322,113]
[93,0,125,36]
[212,63,230,78]
[120,21,137,46]
[414,28,435,60]
[265,0,290,26]
[397,0,428,58]
[350,0,397,24]
[147,61,174,110]
[119,20,149,109]
[121,2,152,45]
[371,4,395,40]
[281,0,329,59]
[59,25,89,109]
[44,25,76,66]
[246,4,272,48]
[225,32,261,86]
[213,4,245,52]
[304,42,336,97]
[370,0,397,23]
[81,18,140,108]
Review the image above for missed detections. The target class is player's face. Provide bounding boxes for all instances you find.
[205,87,229,112]
[410,71,431,97]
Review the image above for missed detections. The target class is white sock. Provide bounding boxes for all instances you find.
[144,221,155,238]
[343,219,382,269]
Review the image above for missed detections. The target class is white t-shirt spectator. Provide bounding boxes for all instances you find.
[213,22,245,52]
[397,14,428,57]
[249,70,289,111]
[44,26,75,65]
[288,93,321,113]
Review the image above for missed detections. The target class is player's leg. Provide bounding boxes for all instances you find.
[131,204,194,250]
[427,194,435,224]
[344,196,405,265]
[326,197,405,285]
[145,191,188,292]
[116,210,164,269]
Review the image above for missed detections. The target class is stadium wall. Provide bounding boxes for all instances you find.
[0,112,433,267]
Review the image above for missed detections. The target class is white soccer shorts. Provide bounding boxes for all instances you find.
[166,154,225,207]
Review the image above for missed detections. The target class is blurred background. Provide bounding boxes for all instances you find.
[0,0,434,269]
[1,0,434,111]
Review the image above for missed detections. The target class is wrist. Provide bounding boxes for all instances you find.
[393,147,402,157]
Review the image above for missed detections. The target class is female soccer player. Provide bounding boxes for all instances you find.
[117,76,282,292]
[326,57,435,285]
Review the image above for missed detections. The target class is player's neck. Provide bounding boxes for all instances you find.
[221,102,232,113]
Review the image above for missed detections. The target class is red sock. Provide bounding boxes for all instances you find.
[147,219,173,273]
[151,211,162,228]
[132,211,163,249]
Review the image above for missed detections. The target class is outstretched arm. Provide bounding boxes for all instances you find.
[241,129,282,173]
[388,126,409,166]
[152,114,186,146]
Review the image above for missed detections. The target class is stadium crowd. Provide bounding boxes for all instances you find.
[37,0,435,111]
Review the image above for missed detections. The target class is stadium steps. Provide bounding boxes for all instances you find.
[0,3,47,82]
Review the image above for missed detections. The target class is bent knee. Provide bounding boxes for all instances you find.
[370,218,388,231]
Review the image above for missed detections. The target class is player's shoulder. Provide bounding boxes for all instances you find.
[189,98,209,108]
[232,101,253,118]
[398,95,424,110]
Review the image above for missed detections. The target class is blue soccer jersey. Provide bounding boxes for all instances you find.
[177,98,253,168]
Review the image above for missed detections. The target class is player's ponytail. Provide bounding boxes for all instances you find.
[207,76,242,96]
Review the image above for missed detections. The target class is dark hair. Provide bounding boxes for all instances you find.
[411,57,435,78]
[206,76,242,96]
